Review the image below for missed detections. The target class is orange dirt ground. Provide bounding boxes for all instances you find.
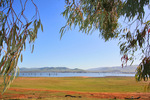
[0,88,150,100]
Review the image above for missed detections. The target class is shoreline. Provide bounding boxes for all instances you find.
[19,72,135,77]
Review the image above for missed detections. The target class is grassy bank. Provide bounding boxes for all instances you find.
[0,77,150,100]
[1,77,148,92]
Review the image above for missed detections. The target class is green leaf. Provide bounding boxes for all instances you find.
[28,21,32,26]
[31,45,34,53]
[41,23,43,32]
[21,54,23,62]
[37,20,41,28]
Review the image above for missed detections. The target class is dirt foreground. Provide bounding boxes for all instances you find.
[0,88,150,100]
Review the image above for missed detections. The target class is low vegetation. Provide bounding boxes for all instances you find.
[0,77,150,99]
[5,77,148,92]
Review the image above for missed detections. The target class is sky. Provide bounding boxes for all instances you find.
[16,0,141,69]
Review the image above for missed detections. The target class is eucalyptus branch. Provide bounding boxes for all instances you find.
[0,0,43,94]
[11,7,24,24]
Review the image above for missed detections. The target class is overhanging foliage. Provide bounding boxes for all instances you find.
[0,0,43,93]
[61,0,150,81]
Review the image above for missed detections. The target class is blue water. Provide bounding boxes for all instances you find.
[19,72,135,77]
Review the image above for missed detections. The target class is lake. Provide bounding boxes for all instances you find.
[19,72,135,77]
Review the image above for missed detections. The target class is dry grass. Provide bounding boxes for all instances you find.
[0,77,150,100]
[6,77,149,92]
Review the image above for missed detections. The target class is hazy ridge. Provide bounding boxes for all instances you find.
[87,65,137,73]
[20,67,86,73]
[20,65,138,74]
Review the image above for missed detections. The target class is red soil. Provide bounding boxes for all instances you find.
[0,88,150,100]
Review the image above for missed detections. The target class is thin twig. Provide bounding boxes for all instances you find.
[31,0,40,19]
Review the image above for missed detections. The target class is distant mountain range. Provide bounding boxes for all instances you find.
[20,67,86,73]
[20,65,138,74]
[87,65,138,73]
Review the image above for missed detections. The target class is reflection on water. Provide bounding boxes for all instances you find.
[19,72,135,77]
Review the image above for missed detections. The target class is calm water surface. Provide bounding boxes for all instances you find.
[19,72,135,77]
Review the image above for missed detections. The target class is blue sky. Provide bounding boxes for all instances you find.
[17,0,140,69]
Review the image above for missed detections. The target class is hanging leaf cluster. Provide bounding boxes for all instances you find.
[61,0,150,81]
[120,21,150,83]
[119,24,149,64]
[119,25,148,56]
[135,57,150,81]
[60,0,123,41]
[0,0,43,93]
[121,0,149,22]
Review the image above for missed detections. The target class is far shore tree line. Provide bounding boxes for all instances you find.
[0,0,150,93]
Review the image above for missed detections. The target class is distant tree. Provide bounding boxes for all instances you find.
[60,0,150,81]
[0,0,43,93]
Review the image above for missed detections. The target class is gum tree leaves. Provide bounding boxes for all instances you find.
[0,0,43,93]
[60,0,123,41]
[122,0,149,22]
[61,0,150,81]
[135,57,150,81]
[120,20,150,81]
